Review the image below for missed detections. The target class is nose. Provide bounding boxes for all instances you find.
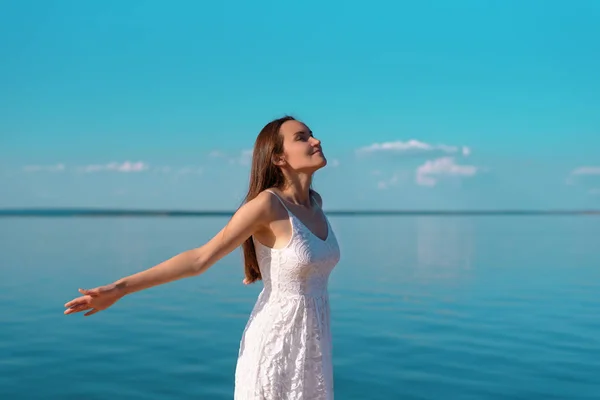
[310,136,321,146]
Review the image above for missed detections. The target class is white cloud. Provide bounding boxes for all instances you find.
[566,166,600,185]
[176,166,204,175]
[376,171,409,190]
[21,162,209,175]
[153,166,204,174]
[210,149,254,166]
[329,159,340,168]
[357,139,470,157]
[571,166,600,175]
[238,149,253,166]
[23,163,65,172]
[153,166,172,173]
[208,150,227,158]
[416,157,478,187]
[79,161,149,173]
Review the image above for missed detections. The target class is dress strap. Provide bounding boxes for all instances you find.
[309,192,319,209]
[264,189,291,213]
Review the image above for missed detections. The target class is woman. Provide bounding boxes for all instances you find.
[64,116,341,400]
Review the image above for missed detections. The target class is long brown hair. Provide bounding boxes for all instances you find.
[241,115,296,284]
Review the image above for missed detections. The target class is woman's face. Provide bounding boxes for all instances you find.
[277,119,327,172]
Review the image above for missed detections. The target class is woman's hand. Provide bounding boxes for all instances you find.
[64,284,125,317]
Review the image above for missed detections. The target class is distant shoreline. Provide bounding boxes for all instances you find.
[1,208,599,217]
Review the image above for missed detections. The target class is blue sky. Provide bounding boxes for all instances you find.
[1,0,599,210]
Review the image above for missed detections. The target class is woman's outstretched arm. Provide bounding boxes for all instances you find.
[64,192,275,317]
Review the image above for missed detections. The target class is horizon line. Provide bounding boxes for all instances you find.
[1,207,599,217]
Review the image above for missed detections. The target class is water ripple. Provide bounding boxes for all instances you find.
[2,216,600,399]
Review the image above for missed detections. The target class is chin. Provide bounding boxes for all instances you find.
[301,154,327,172]
[315,157,327,170]
[315,151,326,163]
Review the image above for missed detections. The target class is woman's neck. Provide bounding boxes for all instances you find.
[279,173,313,207]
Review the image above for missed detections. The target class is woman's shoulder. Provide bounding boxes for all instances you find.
[253,189,289,216]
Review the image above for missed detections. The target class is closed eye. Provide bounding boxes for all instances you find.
[295,130,313,140]
[295,131,313,141]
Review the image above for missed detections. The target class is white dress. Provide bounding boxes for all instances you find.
[234,190,341,400]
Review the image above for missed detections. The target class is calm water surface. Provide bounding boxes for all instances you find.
[1,216,599,399]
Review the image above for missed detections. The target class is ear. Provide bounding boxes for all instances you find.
[271,153,286,167]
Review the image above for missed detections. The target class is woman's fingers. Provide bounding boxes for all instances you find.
[79,288,100,296]
[84,309,99,317]
[65,286,119,316]
[64,304,92,315]
[64,296,88,309]
[65,287,103,309]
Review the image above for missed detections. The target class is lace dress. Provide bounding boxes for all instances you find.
[234,190,341,400]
